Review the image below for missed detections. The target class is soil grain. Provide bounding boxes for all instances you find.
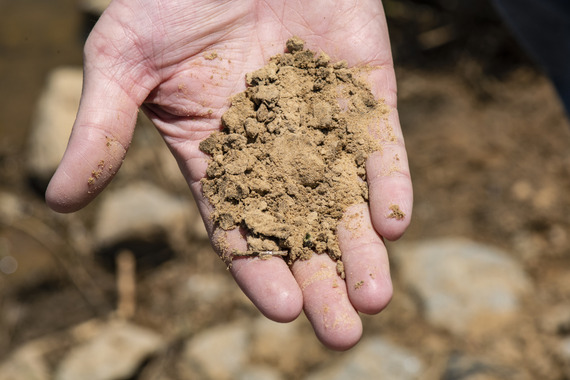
[200,37,388,268]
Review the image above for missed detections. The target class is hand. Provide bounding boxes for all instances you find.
[46,0,413,350]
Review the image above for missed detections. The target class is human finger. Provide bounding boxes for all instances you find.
[197,204,304,324]
[231,255,304,323]
[366,136,413,240]
[291,254,362,351]
[366,69,413,241]
[45,35,154,212]
[337,203,392,314]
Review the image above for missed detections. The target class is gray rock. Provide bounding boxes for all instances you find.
[250,316,323,373]
[306,337,423,380]
[55,320,164,380]
[391,238,532,335]
[0,342,49,380]
[179,322,250,380]
[94,181,191,247]
[27,67,82,185]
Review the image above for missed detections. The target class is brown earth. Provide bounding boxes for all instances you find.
[200,37,388,273]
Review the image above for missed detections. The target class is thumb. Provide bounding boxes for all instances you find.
[45,62,149,213]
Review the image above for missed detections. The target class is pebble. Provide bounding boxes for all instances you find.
[391,238,532,336]
[250,316,324,373]
[93,181,191,247]
[306,337,423,380]
[0,342,49,380]
[55,320,164,380]
[27,67,82,188]
[179,321,249,380]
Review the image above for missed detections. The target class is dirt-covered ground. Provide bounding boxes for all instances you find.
[1,0,570,379]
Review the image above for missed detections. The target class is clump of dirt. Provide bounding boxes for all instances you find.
[200,37,389,271]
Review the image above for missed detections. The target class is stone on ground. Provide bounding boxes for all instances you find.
[391,238,532,335]
[93,181,191,247]
[27,67,82,187]
[55,320,164,380]
[0,342,49,380]
[179,321,249,380]
[306,337,423,380]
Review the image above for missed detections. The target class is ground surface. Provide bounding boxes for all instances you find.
[1,0,570,379]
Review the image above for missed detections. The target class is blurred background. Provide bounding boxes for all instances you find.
[1,0,569,379]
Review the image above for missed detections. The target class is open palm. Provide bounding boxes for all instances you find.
[46,0,413,350]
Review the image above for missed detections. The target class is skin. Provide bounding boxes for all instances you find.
[46,0,413,351]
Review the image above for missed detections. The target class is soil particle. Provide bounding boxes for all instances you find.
[354,280,365,290]
[286,36,305,53]
[87,160,106,187]
[203,51,218,60]
[200,37,389,268]
[336,260,346,280]
[388,204,405,220]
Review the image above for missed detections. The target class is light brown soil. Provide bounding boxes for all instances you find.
[200,37,389,270]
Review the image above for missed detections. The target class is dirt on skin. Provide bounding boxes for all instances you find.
[200,37,390,273]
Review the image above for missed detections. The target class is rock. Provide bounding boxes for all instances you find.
[306,337,423,380]
[27,67,82,189]
[179,322,250,380]
[250,316,324,374]
[93,182,191,263]
[442,352,528,380]
[391,238,532,336]
[0,342,49,380]
[55,320,164,380]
